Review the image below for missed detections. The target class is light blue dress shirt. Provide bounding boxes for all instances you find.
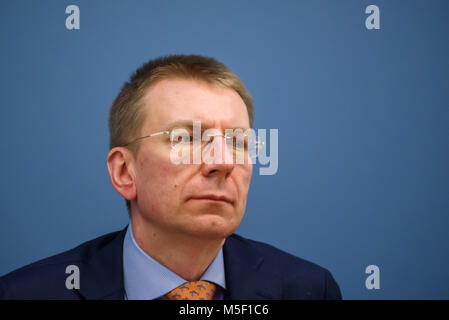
[123,223,227,300]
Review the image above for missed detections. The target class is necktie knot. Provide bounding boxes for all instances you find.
[165,280,217,300]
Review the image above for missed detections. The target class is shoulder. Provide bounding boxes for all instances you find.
[0,230,123,300]
[229,233,324,270]
[227,234,342,299]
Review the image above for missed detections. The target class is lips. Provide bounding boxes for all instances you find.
[189,194,234,204]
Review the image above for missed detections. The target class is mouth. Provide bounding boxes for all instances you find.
[189,194,234,205]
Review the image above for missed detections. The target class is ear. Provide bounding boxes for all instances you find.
[107,147,137,202]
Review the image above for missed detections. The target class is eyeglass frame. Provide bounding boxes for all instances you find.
[121,127,264,152]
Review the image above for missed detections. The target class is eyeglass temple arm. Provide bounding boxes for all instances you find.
[123,130,170,146]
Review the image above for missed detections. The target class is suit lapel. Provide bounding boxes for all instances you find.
[223,235,282,300]
[76,227,128,300]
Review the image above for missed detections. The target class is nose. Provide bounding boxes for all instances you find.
[200,135,234,178]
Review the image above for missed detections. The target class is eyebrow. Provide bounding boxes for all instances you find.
[163,120,250,131]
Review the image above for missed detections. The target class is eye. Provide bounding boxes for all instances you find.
[170,128,192,144]
[236,139,245,149]
[234,134,248,149]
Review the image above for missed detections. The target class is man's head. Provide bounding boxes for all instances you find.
[107,55,254,239]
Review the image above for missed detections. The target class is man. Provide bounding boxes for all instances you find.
[0,55,342,300]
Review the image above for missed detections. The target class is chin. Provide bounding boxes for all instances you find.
[188,215,240,239]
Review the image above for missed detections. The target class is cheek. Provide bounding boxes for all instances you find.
[241,165,253,189]
[136,154,171,202]
[235,165,253,204]
[135,152,187,211]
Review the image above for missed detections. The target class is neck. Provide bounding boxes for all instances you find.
[130,214,225,281]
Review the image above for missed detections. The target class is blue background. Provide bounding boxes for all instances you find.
[1,0,448,299]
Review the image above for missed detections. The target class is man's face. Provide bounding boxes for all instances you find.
[130,78,253,239]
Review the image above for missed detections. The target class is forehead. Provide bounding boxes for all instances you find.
[140,78,250,131]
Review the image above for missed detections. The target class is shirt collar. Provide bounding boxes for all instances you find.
[123,223,226,300]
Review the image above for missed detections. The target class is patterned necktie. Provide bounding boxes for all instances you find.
[165,280,217,300]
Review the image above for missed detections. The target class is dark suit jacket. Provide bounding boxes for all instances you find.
[0,227,342,299]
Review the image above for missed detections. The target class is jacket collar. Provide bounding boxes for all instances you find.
[223,235,282,300]
[76,226,128,300]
